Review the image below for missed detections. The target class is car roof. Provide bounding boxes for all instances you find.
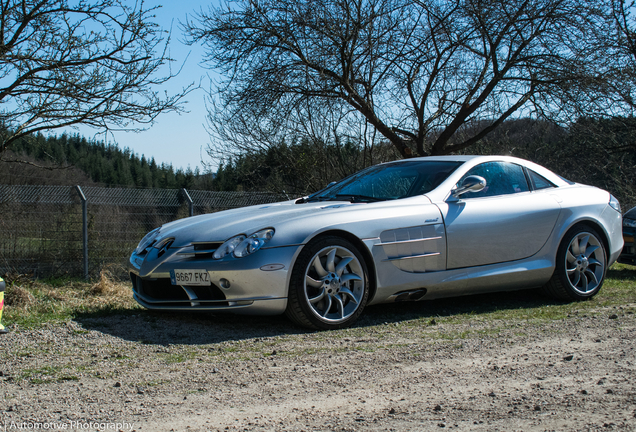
[401,155,518,163]
[409,155,481,162]
[380,155,573,188]
[389,155,574,201]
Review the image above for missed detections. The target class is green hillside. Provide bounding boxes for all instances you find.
[1,132,212,189]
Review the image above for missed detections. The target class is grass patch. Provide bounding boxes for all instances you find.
[161,350,200,364]
[18,365,79,384]
[360,263,636,330]
[2,268,139,329]
[1,264,634,335]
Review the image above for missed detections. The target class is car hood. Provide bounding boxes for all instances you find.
[152,195,441,249]
[157,200,365,246]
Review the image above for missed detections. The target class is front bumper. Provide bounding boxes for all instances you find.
[128,244,302,315]
[618,228,635,265]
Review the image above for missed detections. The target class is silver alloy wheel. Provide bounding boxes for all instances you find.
[565,232,605,294]
[303,246,365,323]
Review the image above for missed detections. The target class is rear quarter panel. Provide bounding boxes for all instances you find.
[541,184,622,265]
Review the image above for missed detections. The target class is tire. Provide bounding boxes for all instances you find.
[543,225,607,301]
[285,236,370,330]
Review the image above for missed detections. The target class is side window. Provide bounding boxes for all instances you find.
[527,169,555,190]
[458,162,530,198]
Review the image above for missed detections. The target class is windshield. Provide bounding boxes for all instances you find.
[305,160,463,203]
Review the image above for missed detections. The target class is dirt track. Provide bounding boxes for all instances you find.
[1,296,635,431]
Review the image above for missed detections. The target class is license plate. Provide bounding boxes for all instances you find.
[170,269,211,286]
[624,235,634,244]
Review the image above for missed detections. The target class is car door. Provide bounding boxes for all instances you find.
[435,161,562,269]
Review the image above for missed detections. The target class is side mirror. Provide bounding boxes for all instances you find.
[452,175,487,198]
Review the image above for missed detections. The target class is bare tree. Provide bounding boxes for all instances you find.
[607,0,636,109]
[201,92,395,178]
[186,0,624,158]
[0,0,192,154]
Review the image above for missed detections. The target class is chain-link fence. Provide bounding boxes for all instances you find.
[0,185,290,279]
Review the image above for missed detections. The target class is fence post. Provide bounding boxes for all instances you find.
[182,188,194,217]
[75,186,89,280]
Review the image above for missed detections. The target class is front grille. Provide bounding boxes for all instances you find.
[177,242,224,259]
[131,274,227,307]
[192,242,223,255]
[134,276,187,300]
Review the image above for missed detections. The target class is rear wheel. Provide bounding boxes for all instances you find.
[286,236,369,330]
[543,225,606,300]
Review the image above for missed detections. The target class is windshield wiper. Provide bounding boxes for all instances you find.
[333,194,384,203]
[303,195,332,203]
[303,194,384,203]
[296,181,339,204]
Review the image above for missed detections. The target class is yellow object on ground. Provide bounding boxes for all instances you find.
[0,276,6,333]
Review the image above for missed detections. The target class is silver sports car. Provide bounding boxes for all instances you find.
[128,156,623,330]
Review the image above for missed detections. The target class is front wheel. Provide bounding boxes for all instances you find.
[286,236,369,330]
[543,225,607,301]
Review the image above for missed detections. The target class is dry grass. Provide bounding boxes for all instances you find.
[1,264,635,331]
[5,284,36,307]
[90,266,129,297]
[2,267,139,328]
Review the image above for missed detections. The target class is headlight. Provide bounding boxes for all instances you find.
[213,235,246,260]
[624,218,636,228]
[609,194,621,213]
[233,228,275,258]
[134,227,160,254]
[212,228,275,260]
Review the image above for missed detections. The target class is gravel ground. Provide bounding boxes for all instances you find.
[0,299,635,432]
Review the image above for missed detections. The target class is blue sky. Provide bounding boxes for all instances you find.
[70,1,218,173]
